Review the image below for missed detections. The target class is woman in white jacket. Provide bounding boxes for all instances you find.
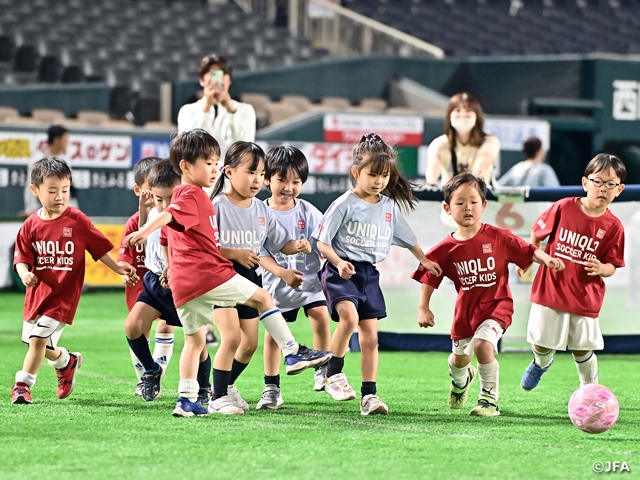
[177,54,256,158]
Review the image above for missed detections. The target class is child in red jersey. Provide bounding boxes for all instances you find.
[126,129,331,417]
[12,156,137,405]
[520,154,626,391]
[117,156,177,396]
[412,173,563,416]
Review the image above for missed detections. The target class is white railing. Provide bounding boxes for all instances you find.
[290,0,445,58]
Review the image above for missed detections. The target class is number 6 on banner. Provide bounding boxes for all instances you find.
[496,203,524,231]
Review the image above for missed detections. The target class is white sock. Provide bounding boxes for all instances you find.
[448,354,470,388]
[259,308,299,356]
[478,360,500,403]
[16,370,37,387]
[178,379,199,403]
[152,333,175,374]
[47,347,70,369]
[130,349,144,381]
[573,351,598,385]
[532,345,555,369]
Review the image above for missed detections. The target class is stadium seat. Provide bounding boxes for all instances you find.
[320,96,352,109]
[32,108,66,123]
[0,106,19,122]
[77,110,110,126]
[266,102,300,124]
[280,94,313,113]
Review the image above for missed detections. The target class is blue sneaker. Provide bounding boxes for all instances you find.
[285,344,332,375]
[141,363,162,402]
[521,359,553,391]
[173,397,210,417]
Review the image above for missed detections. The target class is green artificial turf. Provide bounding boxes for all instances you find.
[0,291,638,480]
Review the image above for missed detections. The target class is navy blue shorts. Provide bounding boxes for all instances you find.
[136,271,183,327]
[281,300,328,322]
[214,261,261,320]
[319,260,386,322]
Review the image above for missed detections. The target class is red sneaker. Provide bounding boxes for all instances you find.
[11,383,33,404]
[55,352,83,399]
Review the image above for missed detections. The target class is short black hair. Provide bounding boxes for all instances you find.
[265,146,309,183]
[148,159,181,189]
[198,54,232,80]
[133,156,162,187]
[584,153,626,184]
[523,137,542,159]
[443,173,487,204]
[169,129,220,172]
[31,156,72,187]
[47,125,68,145]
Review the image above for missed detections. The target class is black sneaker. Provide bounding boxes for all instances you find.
[141,363,162,402]
[205,329,219,347]
[197,387,211,406]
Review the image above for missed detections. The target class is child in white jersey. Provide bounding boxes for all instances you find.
[312,133,442,416]
[256,146,331,410]
[210,141,332,411]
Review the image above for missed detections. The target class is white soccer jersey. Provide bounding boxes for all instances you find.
[260,199,326,311]
[312,190,417,264]
[211,194,291,254]
[144,207,166,276]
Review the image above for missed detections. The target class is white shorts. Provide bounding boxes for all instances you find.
[452,319,504,356]
[21,315,66,350]
[526,303,603,351]
[177,274,259,335]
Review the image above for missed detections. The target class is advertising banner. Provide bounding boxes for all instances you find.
[323,113,424,146]
[83,223,126,287]
[131,138,171,165]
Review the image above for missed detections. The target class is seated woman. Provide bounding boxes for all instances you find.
[425,92,500,186]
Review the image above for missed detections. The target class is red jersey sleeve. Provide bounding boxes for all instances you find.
[411,246,446,289]
[13,218,35,270]
[160,226,168,247]
[81,214,115,261]
[503,229,538,270]
[601,223,625,268]
[532,200,562,242]
[117,214,137,264]
[165,191,200,232]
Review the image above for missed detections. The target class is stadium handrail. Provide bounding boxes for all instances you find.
[412,185,640,202]
[296,0,445,59]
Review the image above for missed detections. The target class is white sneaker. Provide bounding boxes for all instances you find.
[360,394,389,416]
[208,395,244,415]
[135,381,143,397]
[256,384,284,410]
[313,366,327,392]
[228,384,250,411]
[324,373,357,401]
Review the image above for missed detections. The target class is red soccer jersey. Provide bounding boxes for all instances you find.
[118,211,147,310]
[411,224,537,340]
[530,197,625,318]
[14,207,114,325]
[164,184,235,308]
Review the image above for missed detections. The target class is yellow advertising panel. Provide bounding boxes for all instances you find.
[84,224,125,287]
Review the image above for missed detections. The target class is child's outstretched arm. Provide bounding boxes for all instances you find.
[531,249,565,272]
[316,240,355,279]
[408,243,442,277]
[582,258,617,278]
[220,247,260,269]
[280,239,311,255]
[15,263,37,287]
[260,255,304,289]
[417,284,436,328]
[100,253,139,285]
[125,211,173,247]
[516,231,543,277]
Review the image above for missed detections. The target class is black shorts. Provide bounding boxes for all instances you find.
[281,300,328,322]
[136,271,182,327]
[214,261,262,320]
[319,260,386,322]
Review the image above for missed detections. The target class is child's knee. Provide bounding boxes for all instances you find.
[358,328,378,352]
[156,321,174,334]
[474,338,495,362]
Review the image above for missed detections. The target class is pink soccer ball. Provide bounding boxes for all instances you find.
[568,384,619,434]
